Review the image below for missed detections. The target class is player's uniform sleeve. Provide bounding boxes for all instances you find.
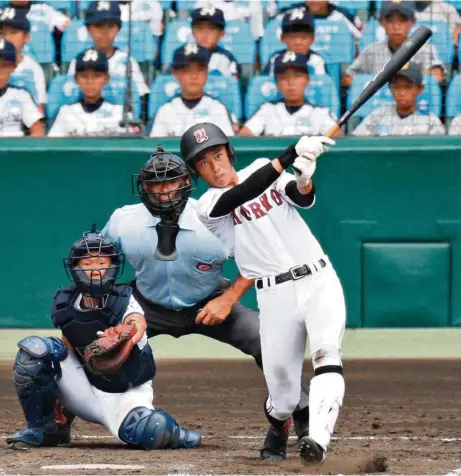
[21,90,44,128]
[47,106,69,137]
[67,59,76,76]
[46,3,70,31]
[424,44,446,76]
[274,166,316,209]
[123,295,145,320]
[352,110,379,136]
[150,103,171,137]
[345,45,371,76]
[448,115,461,135]
[130,57,150,96]
[34,64,47,104]
[243,104,269,136]
[428,114,446,136]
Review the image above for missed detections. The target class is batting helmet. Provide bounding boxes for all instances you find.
[180,122,236,176]
[63,226,124,303]
[133,145,192,220]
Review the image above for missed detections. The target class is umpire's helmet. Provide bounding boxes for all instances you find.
[64,227,124,304]
[134,145,192,220]
[180,122,236,176]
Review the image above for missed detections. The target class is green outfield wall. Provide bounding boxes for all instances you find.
[1,136,460,329]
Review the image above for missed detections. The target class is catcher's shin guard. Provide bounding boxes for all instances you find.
[118,407,201,450]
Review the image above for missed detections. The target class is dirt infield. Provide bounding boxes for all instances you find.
[0,359,460,475]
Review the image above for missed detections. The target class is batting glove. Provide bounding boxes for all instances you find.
[293,156,316,187]
[295,136,336,161]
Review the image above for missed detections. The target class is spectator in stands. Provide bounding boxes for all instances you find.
[353,63,445,137]
[0,38,43,136]
[8,1,70,33]
[280,0,362,40]
[415,0,461,46]
[448,115,461,135]
[67,1,149,100]
[240,51,340,137]
[150,43,235,137]
[49,48,133,137]
[119,0,163,37]
[0,6,47,108]
[190,6,239,78]
[263,8,325,76]
[343,1,445,87]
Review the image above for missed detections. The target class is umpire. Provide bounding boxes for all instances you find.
[102,146,310,460]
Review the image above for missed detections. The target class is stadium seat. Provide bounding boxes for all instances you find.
[244,74,340,119]
[446,74,461,118]
[24,20,55,65]
[46,74,141,120]
[61,19,92,64]
[9,71,38,104]
[161,19,192,68]
[148,74,242,121]
[445,0,461,9]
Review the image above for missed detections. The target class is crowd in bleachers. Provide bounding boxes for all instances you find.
[0,0,461,138]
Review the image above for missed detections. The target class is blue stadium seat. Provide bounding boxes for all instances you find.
[9,71,38,104]
[62,19,156,65]
[346,73,442,119]
[148,74,242,121]
[46,74,141,119]
[161,18,192,67]
[79,0,172,11]
[24,20,55,65]
[446,74,461,118]
[445,0,461,9]
[244,74,340,119]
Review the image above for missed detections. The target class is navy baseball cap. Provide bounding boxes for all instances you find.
[75,48,109,73]
[0,6,30,32]
[282,7,314,34]
[191,6,225,29]
[85,1,121,26]
[0,38,16,63]
[171,43,211,69]
[274,51,309,76]
[392,62,423,85]
[380,0,415,19]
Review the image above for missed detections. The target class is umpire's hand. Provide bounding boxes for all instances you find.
[195,295,234,326]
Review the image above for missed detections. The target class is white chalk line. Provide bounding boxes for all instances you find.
[446,469,461,476]
[41,464,145,470]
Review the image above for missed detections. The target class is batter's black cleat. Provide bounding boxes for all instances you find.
[260,426,289,462]
[298,436,326,464]
[292,406,309,440]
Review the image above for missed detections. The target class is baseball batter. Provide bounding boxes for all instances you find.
[180,123,346,464]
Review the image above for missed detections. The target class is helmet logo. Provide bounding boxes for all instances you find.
[193,128,209,144]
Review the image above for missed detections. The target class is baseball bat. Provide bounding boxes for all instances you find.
[326,25,433,138]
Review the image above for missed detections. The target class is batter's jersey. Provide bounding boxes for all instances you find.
[197,158,325,279]
[68,49,150,97]
[244,100,336,136]
[345,40,445,78]
[48,99,130,137]
[353,104,446,136]
[14,54,47,105]
[449,115,461,135]
[0,86,43,137]
[24,2,70,31]
[416,1,461,34]
[120,0,163,36]
[262,49,326,76]
[150,94,235,137]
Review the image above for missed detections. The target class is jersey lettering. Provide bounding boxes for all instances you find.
[232,188,284,225]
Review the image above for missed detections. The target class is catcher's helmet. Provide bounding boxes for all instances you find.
[180,122,236,176]
[64,226,124,303]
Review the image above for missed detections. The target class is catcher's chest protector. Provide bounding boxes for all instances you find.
[51,285,155,393]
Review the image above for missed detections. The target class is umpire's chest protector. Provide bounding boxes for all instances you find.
[51,285,155,393]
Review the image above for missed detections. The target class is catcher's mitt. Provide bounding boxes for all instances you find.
[83,323,136,375]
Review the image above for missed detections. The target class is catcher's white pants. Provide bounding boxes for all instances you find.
[57,351,154,439]
[257,258,346,449]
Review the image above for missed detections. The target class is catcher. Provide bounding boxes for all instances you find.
[6,228,201,450]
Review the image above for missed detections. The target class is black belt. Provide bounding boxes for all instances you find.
[256,259,327,290]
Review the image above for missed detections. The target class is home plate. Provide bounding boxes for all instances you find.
[41,464,145,470]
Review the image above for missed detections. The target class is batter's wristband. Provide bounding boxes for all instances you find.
[278,145,297,169]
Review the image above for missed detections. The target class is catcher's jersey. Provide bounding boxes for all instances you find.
[449,115,461,136]
[14,55,47,105]
[150,94,235,137]
[68,49,150,97]
[197,158,324,279]
[48,99,130,137]
[353,104,445,137]
[244,100,336,137]
[0,86,43,137]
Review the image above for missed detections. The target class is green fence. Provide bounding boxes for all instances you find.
[1,136,460,328]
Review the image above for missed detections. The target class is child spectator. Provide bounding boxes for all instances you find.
[0,38,43,136]
[343,1,445,86]
[353,62,445,136]
[263,8,325,76]
[49,48,133,137]
[67,1,149,99]
[0,6,47,107]
[190,6,239,78]
[8,1,70,33]
[240,51,340,137]
[150,43,235,137]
